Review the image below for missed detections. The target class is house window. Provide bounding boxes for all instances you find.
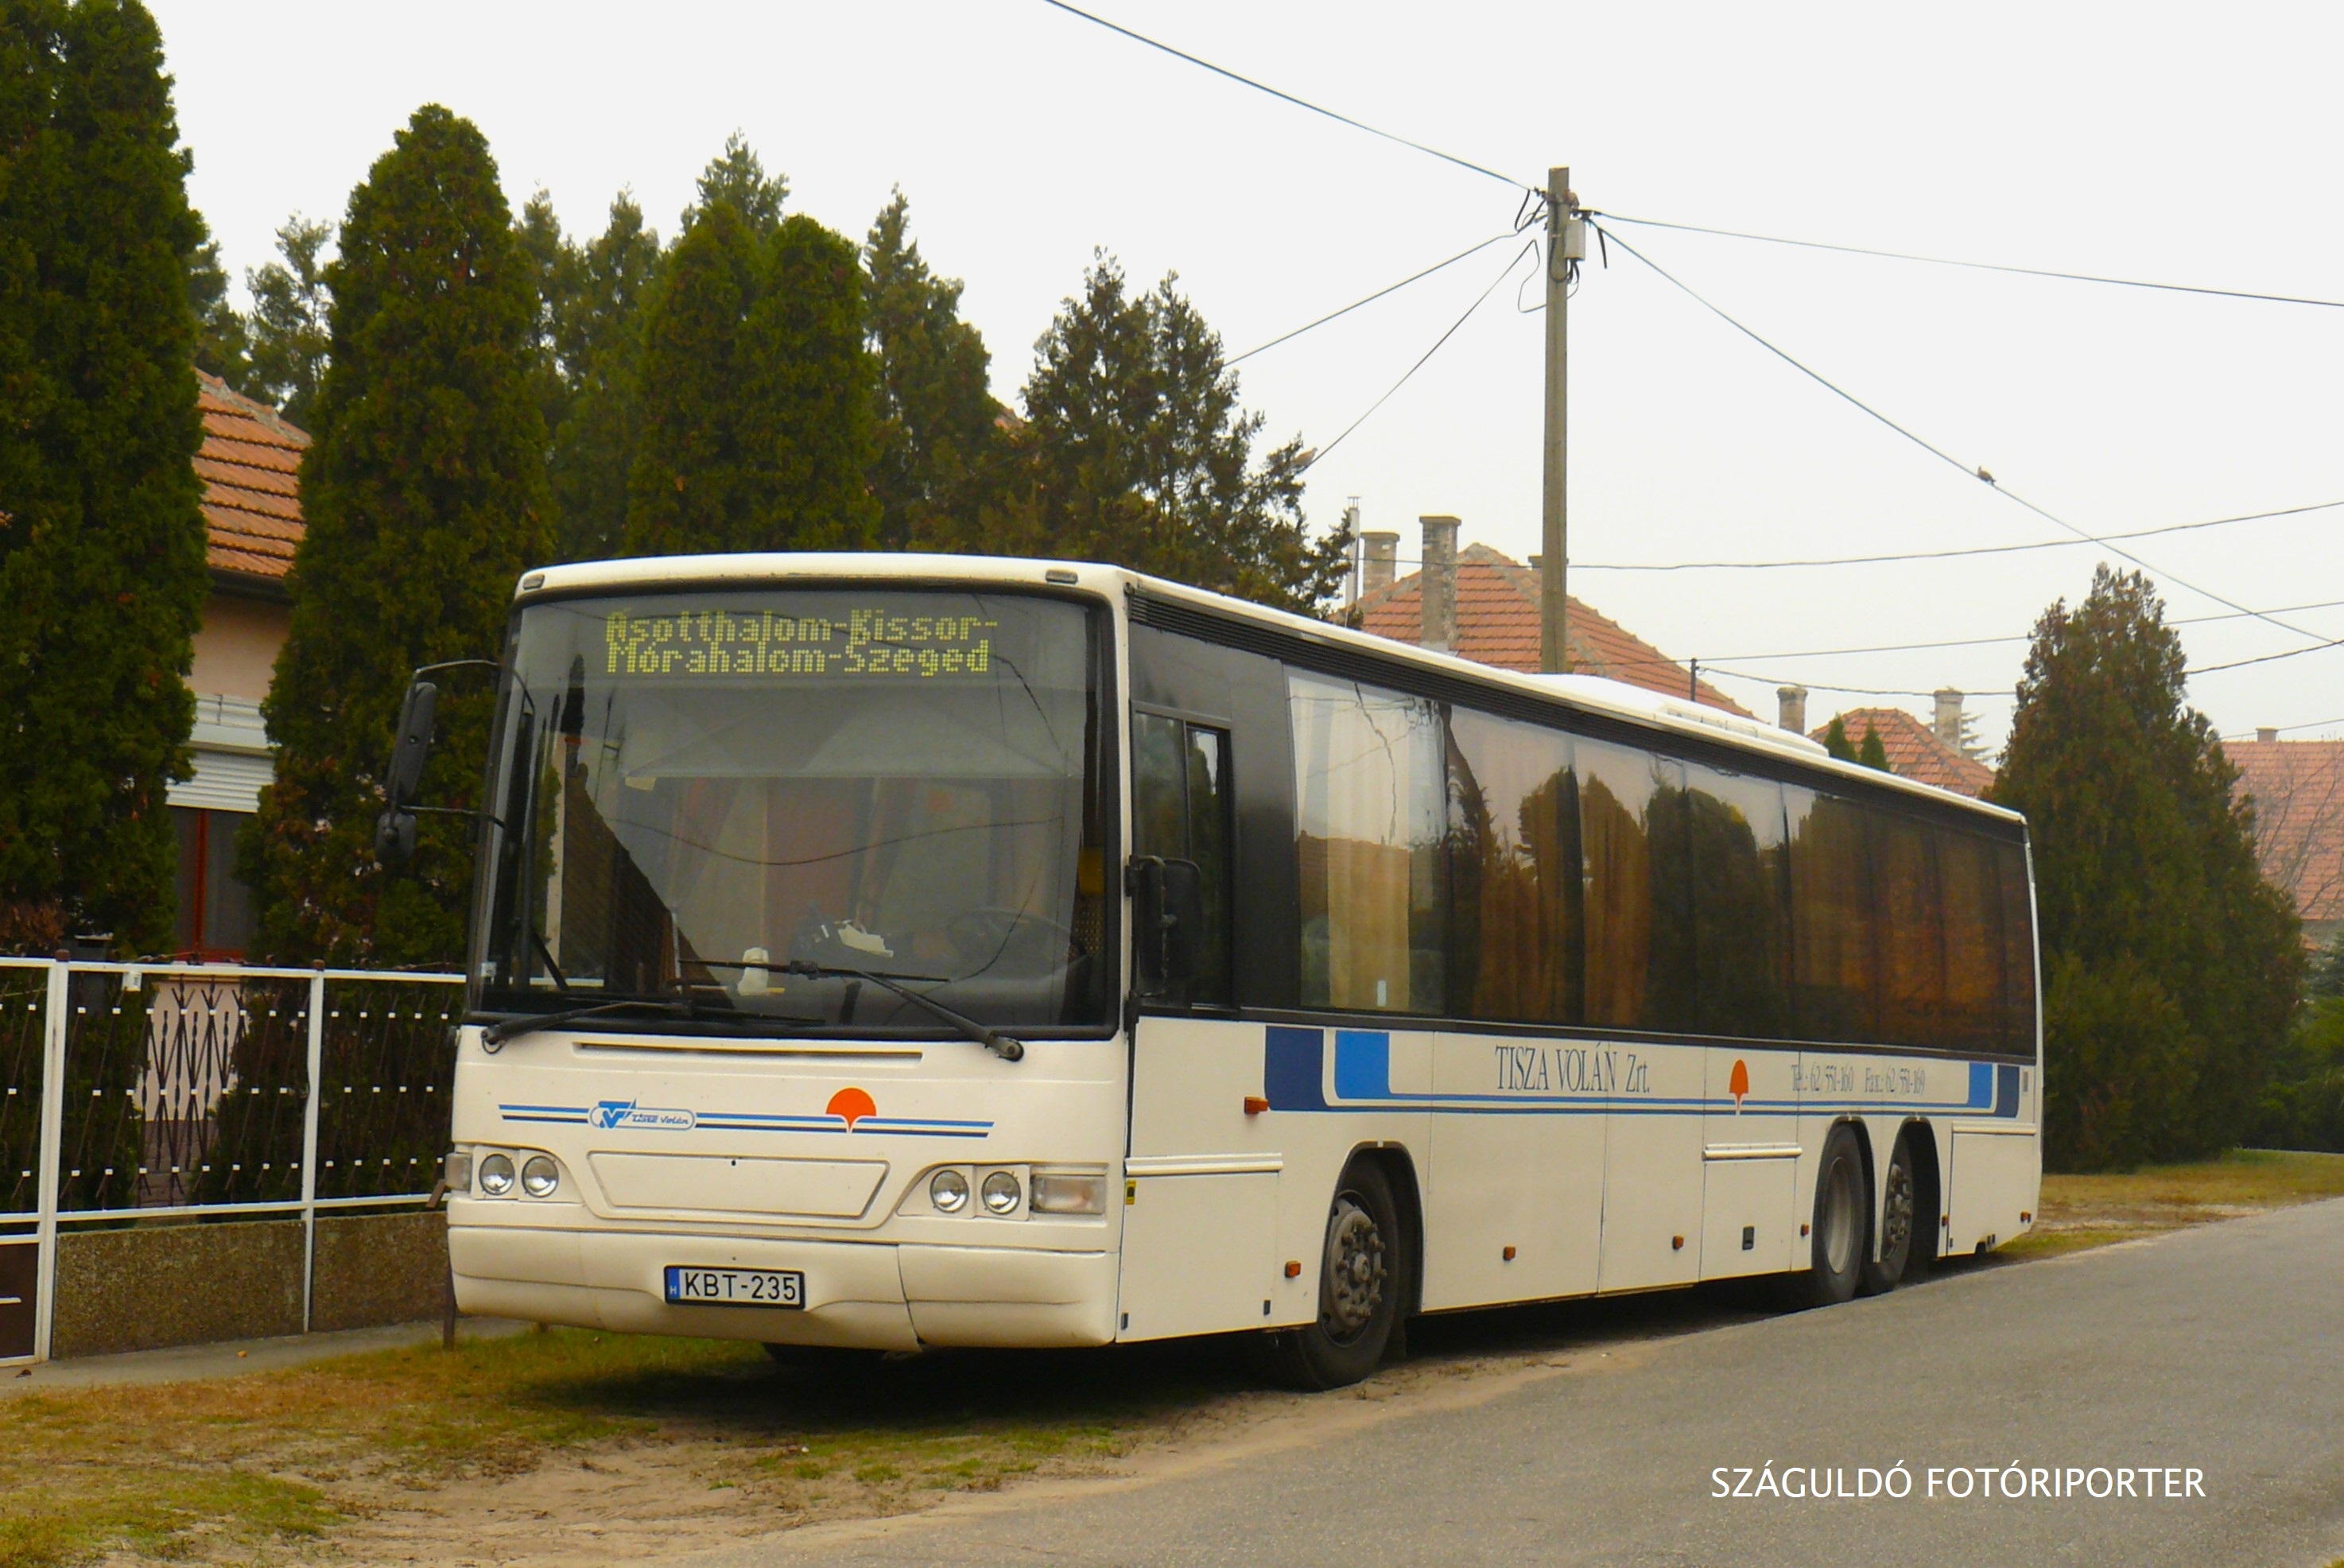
[173,807,258,960]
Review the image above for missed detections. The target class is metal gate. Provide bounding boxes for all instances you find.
[0,957,462,1366]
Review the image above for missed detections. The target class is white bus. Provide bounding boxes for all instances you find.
[417,553,2040,1388]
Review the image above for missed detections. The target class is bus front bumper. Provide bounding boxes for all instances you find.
[448,1225,1120,1350]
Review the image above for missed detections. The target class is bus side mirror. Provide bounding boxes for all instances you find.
[374,678,439,866]
[1129,856,1202,1004]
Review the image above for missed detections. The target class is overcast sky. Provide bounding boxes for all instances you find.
[152,1,2344,752]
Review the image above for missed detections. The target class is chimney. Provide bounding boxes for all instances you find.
[2257,727,2279,743]
[1361,531,1399,596]
[1933,688,1965,751]
[1777,685,1808,734]
[1419,515,1460,654]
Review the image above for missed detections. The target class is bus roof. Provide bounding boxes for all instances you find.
[515,550,2023,827]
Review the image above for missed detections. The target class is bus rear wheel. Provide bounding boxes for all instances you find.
[1254,1159,1404,1391]
[1861,1132,1919,1295]
[1795,1124,1867,1309]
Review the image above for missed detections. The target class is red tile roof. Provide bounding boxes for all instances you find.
[2227,739,2344,935]
[196,371,307,584]
[1357,544,1751,715]
[1812,706,1996,798]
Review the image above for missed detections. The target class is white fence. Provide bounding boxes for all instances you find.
[0,958,464,1364]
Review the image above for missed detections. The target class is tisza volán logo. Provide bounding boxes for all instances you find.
[592,1100,696,1131]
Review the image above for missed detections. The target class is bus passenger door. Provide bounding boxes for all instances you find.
[1118,713,1280,1341]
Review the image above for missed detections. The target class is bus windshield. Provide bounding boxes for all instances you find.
[472,587,1112,1034]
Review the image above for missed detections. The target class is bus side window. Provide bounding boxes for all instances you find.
[1131,711,1234,1007]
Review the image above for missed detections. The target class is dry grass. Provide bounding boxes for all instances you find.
[0,1327,1248,1568]
[2001,1148,2344,1258]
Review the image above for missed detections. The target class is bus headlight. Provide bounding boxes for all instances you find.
[929,1169,970,1213]
[520,1155,561,1198]
[478,1152,516,1197]
[980,1170,1023,1215]
[1030,1170,1107,1215]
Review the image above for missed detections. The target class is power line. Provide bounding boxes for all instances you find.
[961,226,1519,486]
[1300,239,1537,474]
[1228,231,1518,365]
[1698,666,2016,701]
[1592,222,2337,652]
[2226,716,2344,740]
[2183,635,2344,678]
[1597,212,2344,311]
[1574,498,2344,573]
[1680,594,2344,665]
[1038,0,1532,194]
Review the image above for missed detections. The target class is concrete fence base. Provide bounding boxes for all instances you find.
[50,1210,448,1359]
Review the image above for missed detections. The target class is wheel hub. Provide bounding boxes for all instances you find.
[1321,1194,1386,1341]
[1882,1162,1914,1257]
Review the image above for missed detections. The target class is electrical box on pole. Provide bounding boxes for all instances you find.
[1539,168,1578,673]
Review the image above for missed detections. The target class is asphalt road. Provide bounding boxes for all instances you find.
[701,1198,2344,1568]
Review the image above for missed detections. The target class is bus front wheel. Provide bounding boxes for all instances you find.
[1254,1159,1405,1390]
[1798,1125,1868,1308]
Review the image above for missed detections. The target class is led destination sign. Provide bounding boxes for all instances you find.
[603,607,1000,680]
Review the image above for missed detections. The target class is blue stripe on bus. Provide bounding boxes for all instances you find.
[499,1106,993,1135]
[1264,1025,1329,1111]
[1259,1028,2020,1120]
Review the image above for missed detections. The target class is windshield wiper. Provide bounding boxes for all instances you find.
[479,997,819,1050]
[781,960,1026,1062]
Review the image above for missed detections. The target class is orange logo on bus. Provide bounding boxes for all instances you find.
[1729,1059,1750,1112]
[827,1087,876,1130]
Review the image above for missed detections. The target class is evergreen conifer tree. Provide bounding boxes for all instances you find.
[865,188,1001,550]
[625,203,876,555]
[1820,716,1857,762]
[1990,565,2301,1166]
[188,221,251,390]
[1857,723,1890,772]
[548,193,662,561]
[246,213,332,425]
[242,105,553,964]
[1011,255,1349,615]
[0,0,208,953]
[689,131,786,236]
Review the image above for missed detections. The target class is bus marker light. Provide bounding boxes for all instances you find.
[1502,1245,1516,1262]
[1284,1260,1301,1278]
[1800,1223,1810,1237]
[1671,1235,1684,1251]
[1242,1096,1269,1116]
[1031,1170,1107,1214]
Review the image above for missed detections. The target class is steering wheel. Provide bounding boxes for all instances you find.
[945,906,1081,976]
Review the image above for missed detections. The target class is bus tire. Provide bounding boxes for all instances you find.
[1861,1131,1919,1295]
[1254,1159,1404,1391]
[1799,1124,1867,1309]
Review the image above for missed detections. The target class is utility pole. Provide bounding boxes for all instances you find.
[1539,167,1582,674]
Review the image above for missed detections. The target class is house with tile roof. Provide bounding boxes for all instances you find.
[174,371,309,957]
[1809,705,1996,799]
[1352,518,1749,714]
[2227,732,2344,950]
